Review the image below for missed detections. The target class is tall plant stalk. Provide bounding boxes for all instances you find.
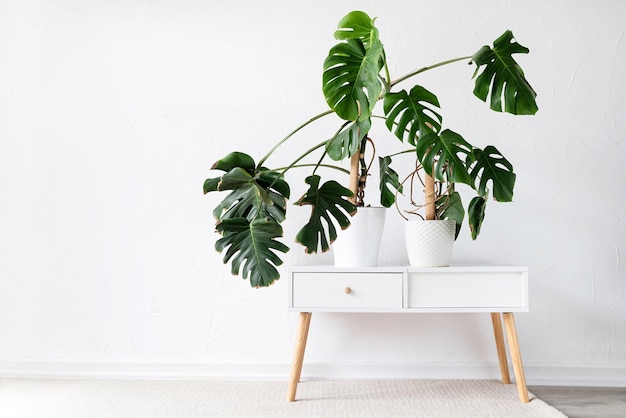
[424,173,437,220]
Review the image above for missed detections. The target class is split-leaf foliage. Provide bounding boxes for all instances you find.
[204,11,537,287]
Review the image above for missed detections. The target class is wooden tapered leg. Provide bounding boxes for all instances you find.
[503,313,529,403]
[491,312,511,384]
[286,312,312,402]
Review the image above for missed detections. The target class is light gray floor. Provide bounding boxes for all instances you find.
[529,386,626,418]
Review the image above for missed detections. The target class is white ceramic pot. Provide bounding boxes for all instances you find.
[333,207,386,267]
[405,219,455,267]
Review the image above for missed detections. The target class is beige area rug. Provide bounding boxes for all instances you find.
[0,378,566,417]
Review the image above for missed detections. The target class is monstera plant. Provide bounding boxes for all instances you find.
[204,11,538,287]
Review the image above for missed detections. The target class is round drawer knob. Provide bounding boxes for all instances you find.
[344,287,352,294]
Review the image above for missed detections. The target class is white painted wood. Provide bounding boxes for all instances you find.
[291,272,403,309]
[289,266,528,313]
[288,265,532,402]
[406,271,527,309]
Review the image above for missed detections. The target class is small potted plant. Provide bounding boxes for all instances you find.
[204,11,538,287]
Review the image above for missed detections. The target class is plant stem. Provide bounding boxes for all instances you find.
[257,109,334,168]
[386,148,415,158]
[312,120,351,176]
[274,140,328,177]
[271,163,350,175]
[390,55,473,89]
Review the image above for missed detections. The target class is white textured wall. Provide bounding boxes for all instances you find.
[1,0,625,385]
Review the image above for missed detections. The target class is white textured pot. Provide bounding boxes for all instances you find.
[333,207,386,267]
[405,219,455,267]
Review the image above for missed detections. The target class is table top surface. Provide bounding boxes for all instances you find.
[290,264,528,273]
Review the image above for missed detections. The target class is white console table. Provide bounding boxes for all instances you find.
[286,265,529,403]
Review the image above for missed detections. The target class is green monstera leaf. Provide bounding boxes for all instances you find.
[256,170,291,201]
[210,151,256,174]
[295,175,357,253]
[379,155,403,208]
[323,12,384,121]
[203,151,256,194]
[334,10,379,47]
[471,30,538,115]
[438,191,464,239]
[326,118,371,161]
[215,217,289,288]
[210,167,267,221]
[383,85,442,145]
[468,195,487,240]
[415,129,474,186]
[204,153,290,225]
[470,145,516,202]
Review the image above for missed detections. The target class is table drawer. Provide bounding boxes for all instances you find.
[291,272,403,309]
[407,271,527,309]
